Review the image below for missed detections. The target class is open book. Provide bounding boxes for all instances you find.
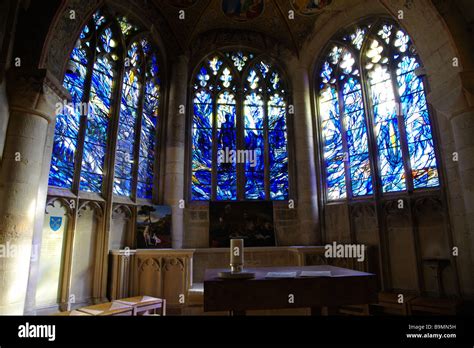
[299,271,332,277]
[265,272,298,279]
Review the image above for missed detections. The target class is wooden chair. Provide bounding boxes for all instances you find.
[115,296,166,316]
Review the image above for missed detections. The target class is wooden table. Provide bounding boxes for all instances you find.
[204,265,377,315]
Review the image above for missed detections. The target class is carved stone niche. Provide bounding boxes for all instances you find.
[111,205,134,250]
[384,198,410,218]
[350,203,377,221]
[350,203,378,246]
[112,205,133,221]
[415,196,451,259]
[414,196,444,216]
[46,196,74,218]
[78,200,104,220]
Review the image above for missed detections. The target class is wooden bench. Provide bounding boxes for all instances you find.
[115,296,166,316]
[54,310,93,316]
[407,297,462,315]
[369,292,417,316]
[77,302,134,316]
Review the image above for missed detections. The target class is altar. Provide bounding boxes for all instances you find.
[108,246,376,315]
[203,265,377,315]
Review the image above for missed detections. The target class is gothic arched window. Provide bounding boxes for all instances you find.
[48,9,161,200]
[317,19,440,201]
[191,51,290,201]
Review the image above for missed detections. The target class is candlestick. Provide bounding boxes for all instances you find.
[230,239,244,273]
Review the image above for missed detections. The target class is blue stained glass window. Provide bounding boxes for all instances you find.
[118,16,139,38]
[138,46,160,200]
[80,63,113,193]
[217,92,237,200]
[49,10,162,200]
[319,86,347,200]
[49,23,91,189]
[268,94,289,200]
[318,19,440,201]
[114,42,142,197]
[191,51,290,201]
[192,90,213,201]
[244,94,265,200]
[226,51,253,72]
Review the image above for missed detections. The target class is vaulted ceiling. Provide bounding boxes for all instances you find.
[150,0,342,54]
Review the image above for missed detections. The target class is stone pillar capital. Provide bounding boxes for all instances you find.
[6,68,70,123]
[427,71,474,118]
[176,54,189,64]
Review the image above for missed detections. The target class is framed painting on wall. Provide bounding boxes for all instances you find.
[137,205,172,249]
[209,201,276,248]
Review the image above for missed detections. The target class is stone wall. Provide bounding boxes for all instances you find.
[299,0,474,299]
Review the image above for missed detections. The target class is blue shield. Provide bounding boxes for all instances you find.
[50,216,63,232]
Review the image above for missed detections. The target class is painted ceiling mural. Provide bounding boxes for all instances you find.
[222,0,265,21]
[148,0,339,54]
[291,0,333,16]
[166,0,199,8]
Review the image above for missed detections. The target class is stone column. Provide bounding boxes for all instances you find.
[0,69,65,314]
[288,60,320,245]
[23,119,57,315]
[164,55,188,249]
[0,79,9,161]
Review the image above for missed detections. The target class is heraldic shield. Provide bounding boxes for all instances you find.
[49,216,63,232]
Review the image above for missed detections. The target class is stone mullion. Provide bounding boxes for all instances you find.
[58,207,79,311]
[388,52,424,293]
[359,33,392,290]
[132,46,147,202]
[94,21,129,303]
[237,87,245,201]
[211,88,218,201]
[263,79,271,200]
